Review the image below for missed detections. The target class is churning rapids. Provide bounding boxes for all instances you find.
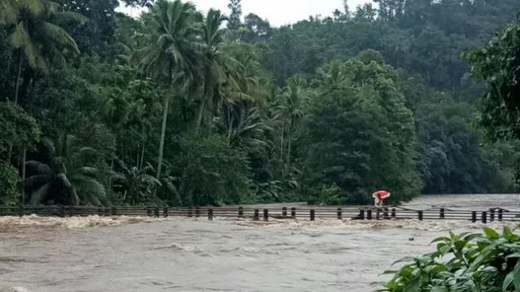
[0,194,519,292]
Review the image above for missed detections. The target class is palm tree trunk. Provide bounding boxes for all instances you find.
[196,100,206,131]
[287,135,292,175]
[7,144,13,162]
[109,158,114,190]
[156,96,170,179]
[140,139,146,170]
[280,124,285,176]
[14,52,22,104]
[21,149,26,203]
[226,103,233,144]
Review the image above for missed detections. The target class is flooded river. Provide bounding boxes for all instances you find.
[0,194,518,292]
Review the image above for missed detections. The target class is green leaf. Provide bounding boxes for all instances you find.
[503,226,514,241]
[432,237,452,244]
[483,227,500,240]
[503,272,514,291]
[392,257,416,266]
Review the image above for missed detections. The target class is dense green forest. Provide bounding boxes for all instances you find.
[1,0,519,207]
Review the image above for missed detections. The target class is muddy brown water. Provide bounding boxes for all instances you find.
[0,194,518,292]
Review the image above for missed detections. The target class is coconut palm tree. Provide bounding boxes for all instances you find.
[137,0,202,179]
[5,0,86,104]
[195,9,228,129]
[277,76,305,175]
[24,135,109,206]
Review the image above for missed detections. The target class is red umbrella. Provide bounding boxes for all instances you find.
[372,190,391,200]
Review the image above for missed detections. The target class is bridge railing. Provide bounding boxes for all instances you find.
[0,206,518,223]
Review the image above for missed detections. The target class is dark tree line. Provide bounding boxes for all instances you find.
[0,0,518,207]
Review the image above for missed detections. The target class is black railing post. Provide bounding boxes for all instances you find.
[195,207,201,218]
[472,211,477,223]
[359,209,365,220]
[391,208,396,219]
[498,209,503,221]
[238,207,244,218]
[208,208,213,220]
[291,208,296,219]
[188,207,193,218]
[163,207,169,218]
[310,209,315,221]
[337,208,342,220]
[383,207,389,219]
[440,208,445,219]
[367,209,372,220]
[154,207,160,218]
[263,209,269,221]
[482,211,487,224]
[418,211,423,221]
[489,209,495,222]
[254,209,259,221]
[282,207,287,218]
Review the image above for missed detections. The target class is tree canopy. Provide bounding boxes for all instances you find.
[0,0,518,206]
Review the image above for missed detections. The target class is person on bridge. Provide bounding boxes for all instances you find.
[372,190,390,209]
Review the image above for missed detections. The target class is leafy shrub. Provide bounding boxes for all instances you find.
[0,163,19,205]
[172,132,253,206]
[307,184,344,205]
[383,227,520,291]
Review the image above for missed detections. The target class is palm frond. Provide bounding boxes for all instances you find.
[54,11,88,26]
[0,0,19,25]
[29,182,51,205]
[25,160,52,174]
[74,176,106,206]
[41,22,80,53]
[21,0,45,14]
[24,174,53,189]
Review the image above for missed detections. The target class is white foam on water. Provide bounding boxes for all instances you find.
[0,214,156,230]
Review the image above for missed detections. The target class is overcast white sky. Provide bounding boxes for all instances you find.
[118,0,374,26]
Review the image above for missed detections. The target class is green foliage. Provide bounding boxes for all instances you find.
[1,0,518,206]
[0,163,20,206]
[0,101,40,161]
[383,227,520,291]
[261,0,519,100]
[112,160,161,205]
[465,14,520,141]
[7,0,86,71]
[58,0,118,58]
[308,184,344,206]
[300,54,421,204]
[171,131,253,206]
[25,135,110,206]
[227,0,242,32]
[416,95,496,194]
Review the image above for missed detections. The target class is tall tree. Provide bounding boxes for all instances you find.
[227,0,242,31]
[138,0,201,179]
[301,52,421,204]
[58,0,118,58]
[227,0,242,41]
[7,0,86,104]
[464,13,520,141]
[196,8,228,129]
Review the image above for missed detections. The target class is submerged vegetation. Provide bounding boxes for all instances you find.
[1,0,520,207]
